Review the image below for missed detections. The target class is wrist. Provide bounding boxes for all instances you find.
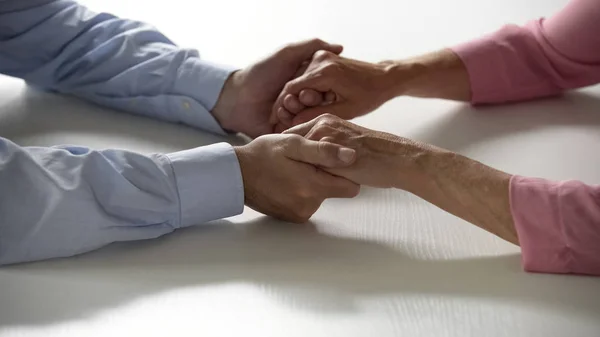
[385,138,457,193]
[363,134,433,190]
[381,49,470,100]
[379,59,425,98]
[405,147,516,244]
[233,145,252,203]
[211,70,244,132]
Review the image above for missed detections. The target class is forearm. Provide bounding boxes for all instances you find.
[0,0,233,134]
[384,0,600,105]
[382,49,471,101]
[291,114,600,274]
[0,138,243,264]
[407,153,600,275]
[392,140,518,245]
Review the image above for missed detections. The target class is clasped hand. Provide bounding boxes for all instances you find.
[221,39,406,223]
[269,50,398,132]
[235,113,420,224]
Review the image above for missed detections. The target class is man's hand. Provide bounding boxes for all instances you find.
[270,51,400,132]
[211,39,344,138]
[234,133,359,223]
[285,114,517,244]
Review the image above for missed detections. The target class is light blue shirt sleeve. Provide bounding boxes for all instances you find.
[0,139,244,265]
[0,1,246,264]
[0,0,235,135]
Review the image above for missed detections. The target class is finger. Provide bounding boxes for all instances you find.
[282,117,320,136]
[274,123,288,134]
[285,38,343,61]
[286,73,334,97]
[269,105,280,124]
[328,44,344,55]
[293,109,324,126]
[292,106,336,126]
[324,91,337,104]
[315,170,361,198]
[272,74,331,122]
[293,61,310,79]
[298,89,325,107]
[285,136,356,167]
[305,127,337,142]
[271,42,339,123]
[277,107,294,127]
[283,94,305,114]
[304,127,350,148]
[320,136,337,143]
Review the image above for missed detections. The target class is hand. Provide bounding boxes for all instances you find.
[211,39,344,138]
[234,133,360,223]
[271,51,399,132]
[283,114,426,189]
[270,49,471,132]
[285,114,517,245]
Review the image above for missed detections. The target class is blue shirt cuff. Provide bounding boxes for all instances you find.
[166,143,244,227]
[171,58,238,135]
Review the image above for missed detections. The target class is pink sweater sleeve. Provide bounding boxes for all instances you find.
[451,0,600,275]
[452,0,600,104]
[510,177,600,275]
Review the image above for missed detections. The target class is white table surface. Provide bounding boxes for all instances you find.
[1,0,600,336]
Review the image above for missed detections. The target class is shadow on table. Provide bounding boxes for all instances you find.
[0,86,248,148]
[2,217,599,327]
[2,89,600,328]
[411,91,600,152]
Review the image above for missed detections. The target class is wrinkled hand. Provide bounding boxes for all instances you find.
[211,39,344,138]
[284,114,426,189]
[234,133,360,223]
[284,115,518,246]
[271,51,398,132]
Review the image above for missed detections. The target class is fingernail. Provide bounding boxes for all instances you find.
[337,147,356,164]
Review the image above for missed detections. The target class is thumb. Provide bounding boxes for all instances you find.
[285,136,356,168]
[286,39,343,60]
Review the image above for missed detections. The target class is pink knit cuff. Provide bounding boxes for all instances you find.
[510,176,600,275]
[510,175,569,274]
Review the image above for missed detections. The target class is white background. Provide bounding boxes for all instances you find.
[1,0,599,336]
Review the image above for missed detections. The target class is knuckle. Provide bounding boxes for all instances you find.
[315,114,330,124]
[286,134,303,146]
[321,113,337,121]
[282,135,302,156]
[316,115,337,128]
[314,50,334,62]
[282,81,295,94]
[321,62,340,75]
[320,136,337,143]
[307,124,331,141]
[309,38,325,46]
[318,141,337,159]
[321,113,344,127]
